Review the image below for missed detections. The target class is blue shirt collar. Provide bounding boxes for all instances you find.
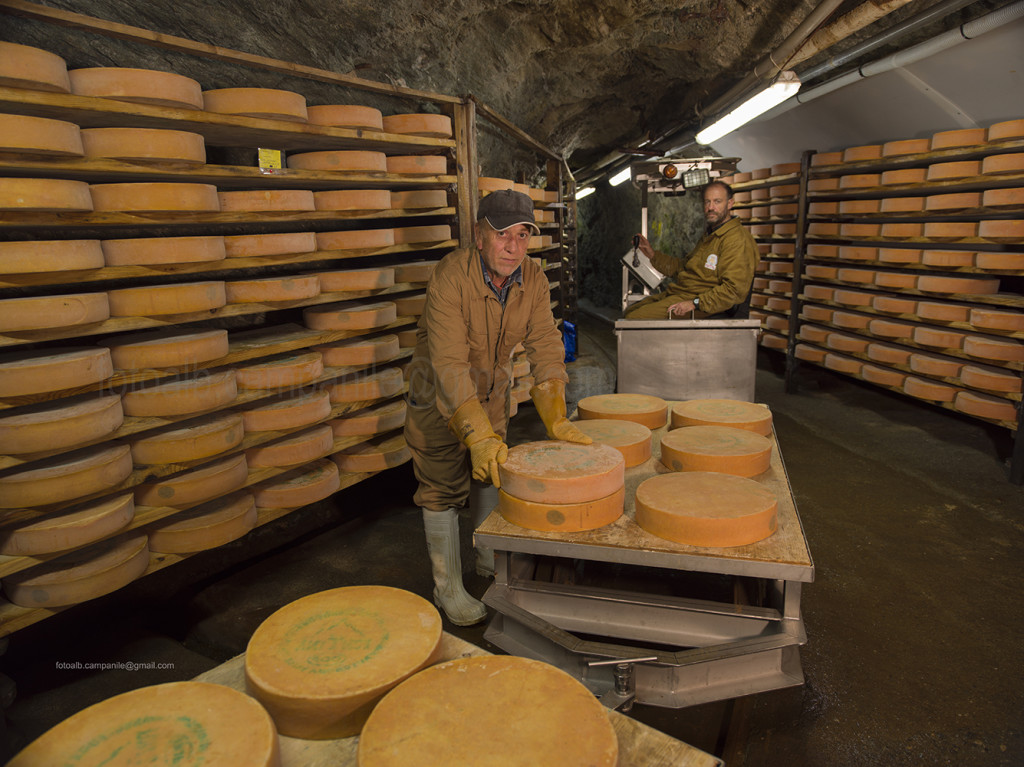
[480,254,524,306]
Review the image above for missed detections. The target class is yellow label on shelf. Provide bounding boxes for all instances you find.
[257,148,283,172]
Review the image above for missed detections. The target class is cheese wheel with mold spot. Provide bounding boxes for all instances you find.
[90,182,220,212]
[224,231,317,258]
[635,471,777,547]
[0,393,123,454]
[134,453,248,508]
[147,491,257,554]
[0,347,112,398]
[670,399,773,436]
[330,399,408,437]
[386,155,448,174]
[240,390,333,432]
[103,328,228,370]
[316,228,396,251]
[316,267,395,292]
[0,492,134,557]
[326,367,404,403]
[102,235,226,266]
[382,113,453,138]
[81,127,206,164]
[660,425,772,477]
[0,292,108,332]
[0,443,133,509]
[497,441,624,504]
[69,67,203,109]
[331,435,411,472]
[0,114,83,156]
[128,412,244,465]
[252,458,341,509]
[306,104,383,130]
[577,392,667,429]
[314,189,392,211]
[287,150,386,172]
[0,41,71,92]
[0,239,103,274]
[107,281,226,316]
[218,189,315,212]
[235,351,324,390]
[225,274,321,304]
[5,681,279,766]
[246,424,335,468]
[0,178,92,212]
[315,334,401,366]
[498,485,624,532]
[202,87,307,121]
[121,370,237,417]
[304,300,397,331]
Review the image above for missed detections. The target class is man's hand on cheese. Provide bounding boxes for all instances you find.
[449,398,508,487]
[530,379,593,445]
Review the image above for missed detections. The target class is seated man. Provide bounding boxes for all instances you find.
[624,181,757,320]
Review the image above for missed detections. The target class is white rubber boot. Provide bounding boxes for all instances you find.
[469,483,499,577]
[422,508,487,626]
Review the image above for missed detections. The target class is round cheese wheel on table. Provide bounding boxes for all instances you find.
[240,390,333,432]
[382,113,453,138]
[661,426,772,478]
[0,240,103,274]
[69,67,202,108]
[577,392,667,429]
[245,585,441,739]
[0,492,134,556]
[304,300,397,331]
[386,155,448,175]
[0,114,82,156]
[358,654,617,767]
[0,178,92,211]
[670,399,772,436]
[954,390,1018,422]
[2,532,149,609]
[313,189,392,211]
[134,453,249,508]
[497,441,624,504]
[102,235,226,266]
[202,87,307,121]
[0,442,132,509]
[235,351,324,390]
[0,42,71,92]
[392,224,452,244]
[316,334,400,366]
[317,266,395,292]
[329,399,407,437]
[107,280,226,317]
[246,424,334,468]
[0,347,112,398]
[287,150,386,172]
[103,328,228,370]
[390,189,448,209]
[252,458,341,509]
[147,491,257,554]
[326,367,404,403]
[90,182,220,212]
[6,681,279,767]
[393,260,439,283]
[80,127,206,163]
[0,292,108,332]
[316,228,396,251]
[0,393,123,454]
[635,471,777,548]
[307,104,383,129]
[331,436,411,472]
[121,370,237,417]
[225,274,320,304]
[224,231,317,258]
[497,484,625,533]
[218,189,314,212]
[128,412,244,465]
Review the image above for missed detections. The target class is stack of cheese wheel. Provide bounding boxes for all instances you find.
[577,392,668,429]
[670,398,773,436]
[147,491,258,554]
[6,681,280,766]
[0,493,134,556]
[202,87,307,121]
[572,418,652,468]
[331,433,410,473]
[660,425,772,477]
[245,585,442,739]
[496,441,625,532]
[358,655,618,767]
[69,67,203,109]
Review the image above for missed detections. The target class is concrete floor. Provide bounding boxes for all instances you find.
[2,313,1023,765]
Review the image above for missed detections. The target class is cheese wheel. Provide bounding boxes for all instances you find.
[917,274,999,294]
[927,161,981,181]
[304,300,397,331]
[317,267,395,292]
[882,138,930,157]
[246,585,441,740]
[225,274,320,304]
[287,150,387,172]
[103,328,229,370]
[954,390,1018,422]
[920,249,974,268]
[0,41,70,92]
[877,248,922,264]
[2,532,149,609]
[314,189,392,211]
[831,311,871,330]
[808,178,840,192]
[660,425,772,477]
[218,189,315,212]
[880,197,926,213]
[393,261,440,282]
[359,654,616,767]
[252,458,341,508]
[800,305,834,322]
[129,411,244,464]
[330,399,407,437]
[80,127,206,163]
[843,145,882,163]
[861,363,907,387]
[969,307,1024,332]
[795,343,826,363]
[394,294,426,316]
[873,271,917,289]
[550,419,650,468]
[240,389,333,432]
[975,252,1024,271]
[69,67,203,109]
[386,155,448,175]
[798,324,830,343]
[246,424,334,468]
[924,221,978,241]
[979,219,1024,242]
[392,225,452,244]
[108,281,226,316]
[576,393,667,428]
[134,453,248,508]
[147,491,257,553]
[202,87,307,121]
[880,222,924,239]
[317,228,396,251]
[0,239,103,274]
[635,471,777,547]
[0,492,133,556]
[497,441,624,504]
[963,334,1024,362]
[833,289,873,307]
[670,399,772,436]
[839,174,881,189]
[811,152,842,166]
[839,199,881,214]
[6,681,278,766]
[390,189,449,209]
[316,334,400,366]
[868,318,915,339]
[307,104,383,130]
[0,292,108,332]
[90,182,220,212]
[326,367,404,403]
[102,235,226,266]
[871,295,918,314]
[803,285,835,302]
[837,268,876,284]
[773,223,797,236]
[826,332,870,353]
[808,202,839,215]
[331,435,411,472]
[749,224,773,236]
[760,332,787,350]
[806,245,839,259]
[959,364,1022,393]
[0,178,92,211]
[476,177,515,192]
[867,342,913,365]
[912,325,965,349]
[987,119,1024,141]
[880,168,927,185]
[824,352,863,375]
[0,442,132,508]
[0,393,122,454]
[765,297,792,314]
[909,351,965,378]
[497,485,624,532]
[224,231,317,258]
[749,206,771,219]
[807,222,840,236]
[511,356,531,377]
[0,347,112,397]
[382,113,453,138]
[916,301,970,323]
[926,192,982,211]
[0,114,82,156]
[121,370,237,417]
[981,188,1024,209]
[236,351,325,390]
[904,375,958,402]
[930,127,986,149]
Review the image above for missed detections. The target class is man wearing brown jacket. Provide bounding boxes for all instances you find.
[625,180,757,319]
[404,189,591,625]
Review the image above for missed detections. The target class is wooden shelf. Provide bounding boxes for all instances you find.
[808,138,1024,178]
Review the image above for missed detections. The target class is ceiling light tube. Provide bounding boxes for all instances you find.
[695,71,801,145]
[575,186,596,199]
[608,167,632,186]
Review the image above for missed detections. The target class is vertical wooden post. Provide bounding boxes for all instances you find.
[453,99,477,247]
[784,149,815,395]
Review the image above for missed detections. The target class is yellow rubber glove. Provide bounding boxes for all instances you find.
[530,379,593,445]
[449,398,508,487]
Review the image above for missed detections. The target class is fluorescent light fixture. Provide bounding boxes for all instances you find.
[608,166,632,186]
[575,186,595,199]
[695,70,801,145]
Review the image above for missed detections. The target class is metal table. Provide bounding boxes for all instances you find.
[477,410,814,710]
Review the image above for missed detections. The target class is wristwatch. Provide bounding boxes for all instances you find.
[692,297,700,310]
